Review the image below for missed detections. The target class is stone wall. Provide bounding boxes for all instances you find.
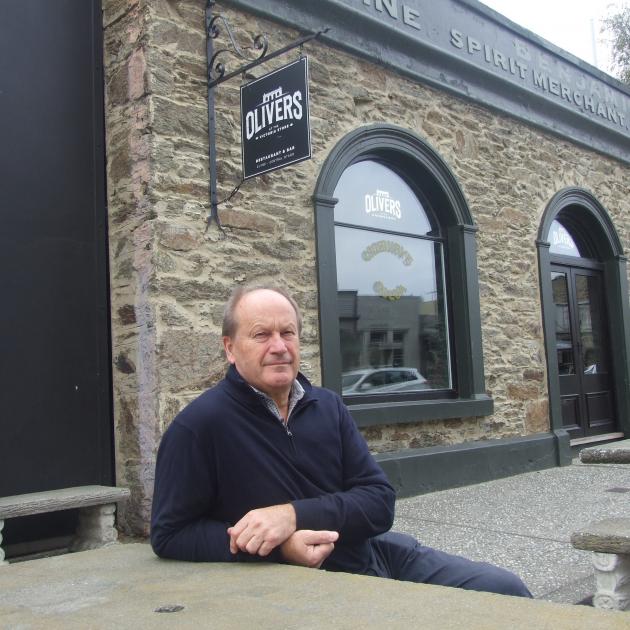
[102,0,630,533]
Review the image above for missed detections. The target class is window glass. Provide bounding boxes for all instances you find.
[333,161,434,236]
[334,164,452,396]
[576,273,608,375]
[549,220,581,257]
[551,271,575,375]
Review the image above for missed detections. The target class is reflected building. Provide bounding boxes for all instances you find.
[338,291,449,390]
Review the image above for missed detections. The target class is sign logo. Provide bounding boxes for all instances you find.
[364,189,402,220]
[240,57,311,179]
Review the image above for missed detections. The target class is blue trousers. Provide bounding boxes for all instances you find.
[367,532,532,598]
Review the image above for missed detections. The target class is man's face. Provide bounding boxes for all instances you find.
[223,289,300,399]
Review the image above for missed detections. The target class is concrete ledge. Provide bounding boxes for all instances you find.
[0,486,130,565]
[0,543,626,629]
[571,519,630,555]
[579,440,630,464]
[0,486,130,519]
[571,519,630,611]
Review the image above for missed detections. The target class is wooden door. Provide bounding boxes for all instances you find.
[551,265,616,439]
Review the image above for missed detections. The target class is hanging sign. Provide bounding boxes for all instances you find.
[240,57,311,179]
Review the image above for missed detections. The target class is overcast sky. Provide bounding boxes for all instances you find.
[480,0,622,76]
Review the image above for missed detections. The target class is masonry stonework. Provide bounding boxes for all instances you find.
[103,0,630,534]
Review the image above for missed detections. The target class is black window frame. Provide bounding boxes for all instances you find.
[314,124,493,427]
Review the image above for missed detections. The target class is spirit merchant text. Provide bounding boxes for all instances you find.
[357,1,629,133]
[451,27,627,129]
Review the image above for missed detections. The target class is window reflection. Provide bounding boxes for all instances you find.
[549,220,581,257]
[551,270,609,377]
[576,274,607,375]
[333,160,451,395]
[334,161,435,236]
[551,271,574,375]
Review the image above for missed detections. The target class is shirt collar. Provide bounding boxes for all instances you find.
[250,379,305,423]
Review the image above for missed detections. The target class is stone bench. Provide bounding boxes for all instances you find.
[1,543,628,629]
[571,518,630,611]
[0,485,130,566]
[579,439,630,464]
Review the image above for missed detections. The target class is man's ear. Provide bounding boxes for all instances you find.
[223,336,236,364]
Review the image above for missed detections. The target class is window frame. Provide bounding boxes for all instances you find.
[314,124,493,427]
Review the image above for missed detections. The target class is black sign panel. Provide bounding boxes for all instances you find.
[240,57,311,179]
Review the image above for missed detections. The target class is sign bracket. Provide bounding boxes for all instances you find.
[205,0,327,234]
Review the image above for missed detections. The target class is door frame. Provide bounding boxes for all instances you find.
[538,188,630,462]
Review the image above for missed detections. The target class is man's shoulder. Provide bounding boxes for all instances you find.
[307,383,341,404]
[297,377,347,419]
[171,378,231,431]
[295,373,337,401]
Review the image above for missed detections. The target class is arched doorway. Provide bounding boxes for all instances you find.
[538,189,630,448]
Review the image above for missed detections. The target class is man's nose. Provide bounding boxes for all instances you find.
[268,332,288,353]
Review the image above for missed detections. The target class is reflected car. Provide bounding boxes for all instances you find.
[341,367,429,395]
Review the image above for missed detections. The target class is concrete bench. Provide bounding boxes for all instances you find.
[0,485,130,566]
[579,439,630,464]
[571,518,630,611]
[1,543,628,629]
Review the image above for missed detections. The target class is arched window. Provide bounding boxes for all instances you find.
[314,125,491,426]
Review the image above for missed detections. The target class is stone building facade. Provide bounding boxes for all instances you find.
[102,0,630,534]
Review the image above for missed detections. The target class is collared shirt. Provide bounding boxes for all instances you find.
[250,379,305,424]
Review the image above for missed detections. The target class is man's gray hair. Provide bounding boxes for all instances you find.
[222,284,303,338]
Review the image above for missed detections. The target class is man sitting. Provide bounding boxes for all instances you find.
[151,285,531,596]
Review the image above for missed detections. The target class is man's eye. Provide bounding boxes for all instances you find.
[253,332,268,340]
[282,331,296,338]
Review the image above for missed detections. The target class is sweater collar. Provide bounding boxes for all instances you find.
[225,364,314,399]
[249,379,305,424]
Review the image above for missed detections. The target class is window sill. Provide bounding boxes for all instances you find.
[347,395,494,427]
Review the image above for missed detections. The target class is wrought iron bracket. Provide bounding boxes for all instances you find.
[204,0,328,234]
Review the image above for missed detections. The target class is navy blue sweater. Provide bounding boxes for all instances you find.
[150,366,395,573]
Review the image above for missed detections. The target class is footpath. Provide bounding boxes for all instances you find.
[393,458,630,604]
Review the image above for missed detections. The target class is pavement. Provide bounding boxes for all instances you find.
[393,458,630,605]
[1,458,629,628]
